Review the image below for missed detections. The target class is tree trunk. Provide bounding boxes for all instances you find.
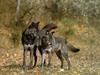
[15,0,20,24]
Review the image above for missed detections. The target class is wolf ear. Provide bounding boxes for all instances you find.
[51,31,55,35]
[31,21,35,25]
[36,21,40,25]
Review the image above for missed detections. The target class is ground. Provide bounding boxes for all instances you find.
[0,24,100,75]
[0,40,99,75]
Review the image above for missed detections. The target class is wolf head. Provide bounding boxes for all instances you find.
[37,23,57,47]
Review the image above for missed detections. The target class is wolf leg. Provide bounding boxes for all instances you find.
[56,50,64,68]
[48,52,52,67]
[38,46,46,65]
[28,48,34,69]
[63,52,71,70]
[23,48,27,70]
[41,50,46,69]
[33,46,37,67]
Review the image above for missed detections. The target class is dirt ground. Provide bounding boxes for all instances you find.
[0,39,100,75]
[0,24,100,75]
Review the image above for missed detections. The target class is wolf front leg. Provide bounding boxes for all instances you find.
[47,47,52,67]
[33,46,37,67]
[28,48,34,69]
[23,48,27,70]
[48,52,51,67]
[41,50,46,70]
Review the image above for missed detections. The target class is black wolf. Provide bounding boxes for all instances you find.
[21,21,40,69]
[37,23,58,68]
[39,31,80,69]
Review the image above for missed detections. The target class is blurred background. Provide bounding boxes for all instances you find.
[0,0,100,75]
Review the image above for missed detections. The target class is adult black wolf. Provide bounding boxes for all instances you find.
[21,21,40,69]
[39,31,80,70]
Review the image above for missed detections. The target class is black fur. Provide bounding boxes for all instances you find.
[21,21,39,70]
[21,22,57,70]
[38,31,80,69]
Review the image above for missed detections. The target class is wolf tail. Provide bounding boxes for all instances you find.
[67,43,80,52]
[71,48,80,52]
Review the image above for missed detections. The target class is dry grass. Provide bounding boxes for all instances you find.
[0,41,99,74]
[0,45,99,75]
[0,22,100,75]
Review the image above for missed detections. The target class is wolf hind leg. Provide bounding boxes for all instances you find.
[56,50,64,68]
[62,52,71,70]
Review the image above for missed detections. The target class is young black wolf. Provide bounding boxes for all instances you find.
[39,31,80,70]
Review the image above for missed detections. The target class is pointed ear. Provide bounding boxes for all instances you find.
[31,22,35,25]
[51,31,55,35]
[36,21,40,25]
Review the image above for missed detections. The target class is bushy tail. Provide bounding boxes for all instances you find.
[71,48,80,52]
[67,43,80,53]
